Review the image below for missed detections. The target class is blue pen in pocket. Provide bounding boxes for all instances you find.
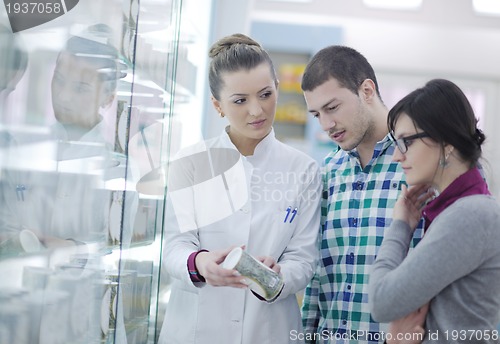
[16,184,26,202]
[283,206,291,223]
[290,208,298,223]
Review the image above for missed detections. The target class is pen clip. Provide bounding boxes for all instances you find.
[290,208,298,223]
[284,206,291,223]
[16,184,25,202]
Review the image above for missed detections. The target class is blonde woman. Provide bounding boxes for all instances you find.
[159,34,321,344]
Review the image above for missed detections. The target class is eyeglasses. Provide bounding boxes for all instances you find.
[390,131,429,154]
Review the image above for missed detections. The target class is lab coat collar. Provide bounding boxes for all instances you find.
[52,120,105,144]
[221,126,276,159]
[51,121,109,161]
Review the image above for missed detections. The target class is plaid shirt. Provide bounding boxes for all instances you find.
[302,135,423,344]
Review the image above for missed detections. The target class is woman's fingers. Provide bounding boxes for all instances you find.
[199,248,281,288]
[204,261,248,287]
[404,185,434,209]
[256,255,281,274]
[395,184,434,230]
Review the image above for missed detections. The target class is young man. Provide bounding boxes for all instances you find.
[300,45,424,343]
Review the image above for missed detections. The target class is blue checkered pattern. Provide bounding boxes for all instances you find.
[302,135,424,343]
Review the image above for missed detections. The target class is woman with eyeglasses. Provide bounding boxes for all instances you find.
[369,78,500,343]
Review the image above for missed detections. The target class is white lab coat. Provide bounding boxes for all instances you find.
[159,128,321,344]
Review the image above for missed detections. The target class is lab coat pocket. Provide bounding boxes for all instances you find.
[160,282,199,344]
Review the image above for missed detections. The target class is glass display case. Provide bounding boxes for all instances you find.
[0,0,211,342]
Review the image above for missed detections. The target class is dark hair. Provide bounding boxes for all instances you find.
[301,45,382,100]
[387,78,485,165]
[208,33,277,100]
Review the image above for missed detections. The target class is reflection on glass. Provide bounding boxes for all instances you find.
[0,0,190,342]
[0,23,28,98]
[0,21,133,344]
[1,24,126,252]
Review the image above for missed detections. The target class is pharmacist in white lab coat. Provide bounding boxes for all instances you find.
[159,34,321,344]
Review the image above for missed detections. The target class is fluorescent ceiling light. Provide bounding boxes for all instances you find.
[363,0,422,10]
[267,0,313,2]
[473,0,500,16]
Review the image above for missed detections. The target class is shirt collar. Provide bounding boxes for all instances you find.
[52,120,104,143]
[346,133,393,160]
[423,167,490,230]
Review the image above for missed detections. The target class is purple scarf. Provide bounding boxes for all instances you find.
[423,167,490,231]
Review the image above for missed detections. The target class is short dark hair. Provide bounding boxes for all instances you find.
[301,45,381,99]
[208,33,277,100]
[387,78,485,166]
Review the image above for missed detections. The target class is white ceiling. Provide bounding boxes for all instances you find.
[249,0,500,80]
[252,0,500,30]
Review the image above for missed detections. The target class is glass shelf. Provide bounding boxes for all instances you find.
[0,0,210,342]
